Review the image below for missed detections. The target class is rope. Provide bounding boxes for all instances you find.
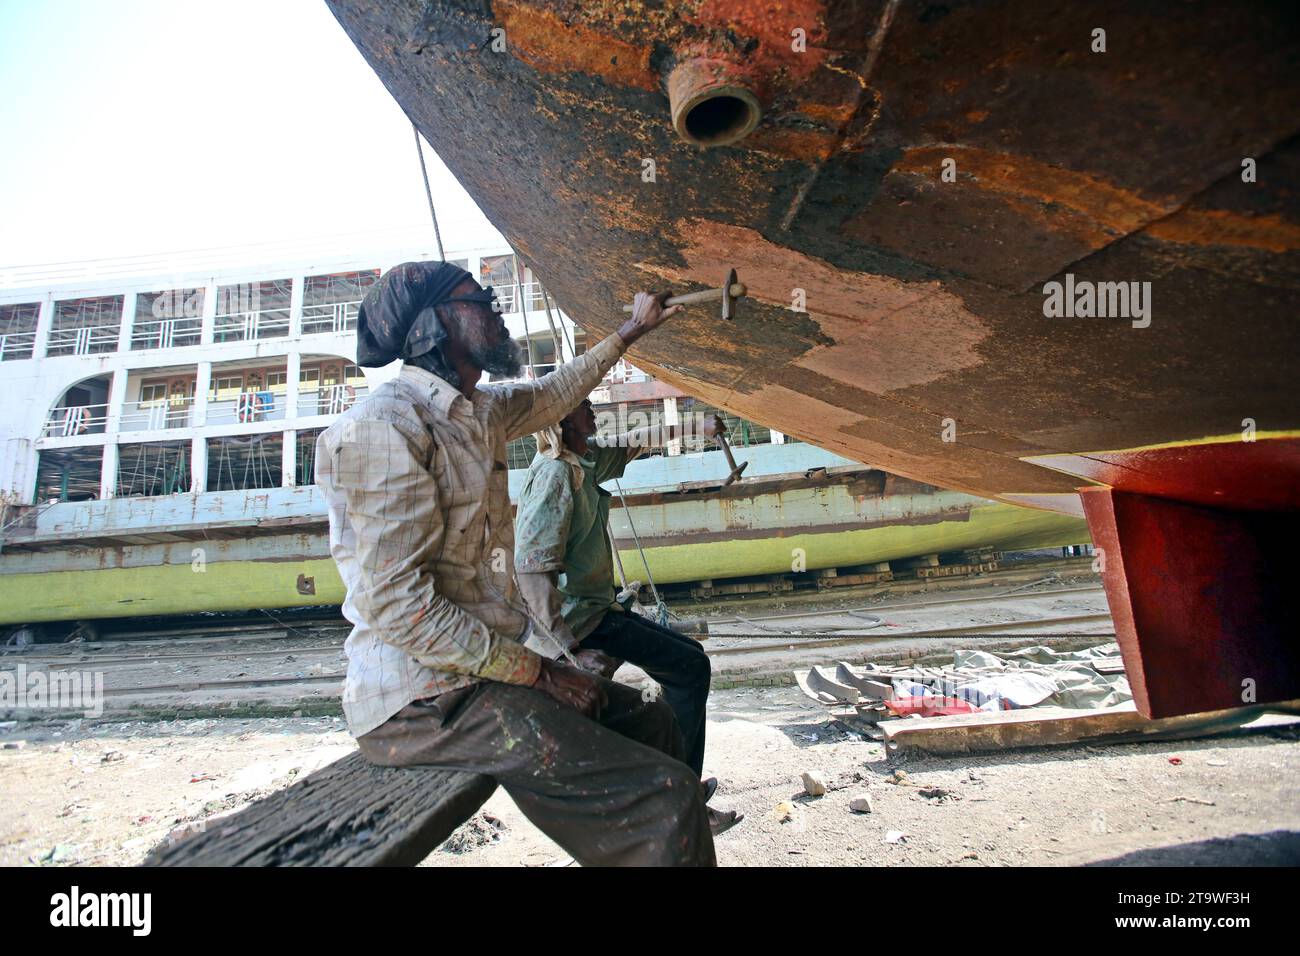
[540,290,565,365]
[412,123,445,262]
[511,253,536,375]
[611,476,670,626]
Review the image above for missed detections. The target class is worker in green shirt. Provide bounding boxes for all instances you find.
[515,399,742,835]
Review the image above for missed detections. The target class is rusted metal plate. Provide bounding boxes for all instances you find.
[325,0,1300,510]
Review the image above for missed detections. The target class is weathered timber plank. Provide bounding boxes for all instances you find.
[143,751,496,867]
[881,700,1300,755]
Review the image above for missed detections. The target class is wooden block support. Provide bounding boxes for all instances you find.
[142,752,496,867]
[881,700,1300,755]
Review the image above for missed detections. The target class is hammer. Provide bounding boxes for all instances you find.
[715,430,748,486]
[623,268,746,320]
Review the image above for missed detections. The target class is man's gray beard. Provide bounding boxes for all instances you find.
[473,336,524,378]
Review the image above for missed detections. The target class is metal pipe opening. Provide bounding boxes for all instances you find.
[667,59,762,148]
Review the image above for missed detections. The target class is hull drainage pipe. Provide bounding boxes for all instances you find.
[666,57,762,147]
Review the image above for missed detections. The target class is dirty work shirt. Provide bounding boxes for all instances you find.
[514,438,642,649]
[315,333,626,737]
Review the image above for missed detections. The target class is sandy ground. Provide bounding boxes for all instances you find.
[3,685,1298,867]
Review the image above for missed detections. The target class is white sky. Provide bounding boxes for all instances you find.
[0,0,504,268]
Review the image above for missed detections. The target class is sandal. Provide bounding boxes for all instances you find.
[708,807,743,836]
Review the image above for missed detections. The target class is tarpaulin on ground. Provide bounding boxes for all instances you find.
[795,643,1131,714]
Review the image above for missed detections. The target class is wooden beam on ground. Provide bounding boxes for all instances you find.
[142,752,496,866]
[881,700,1300,755]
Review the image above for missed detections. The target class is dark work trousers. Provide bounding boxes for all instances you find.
[581,610,711,777]
[356,676,715,867]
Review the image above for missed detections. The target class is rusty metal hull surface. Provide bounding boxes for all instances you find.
[325,0,1300,511]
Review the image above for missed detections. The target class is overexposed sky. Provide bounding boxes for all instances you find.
[0,0,503,267]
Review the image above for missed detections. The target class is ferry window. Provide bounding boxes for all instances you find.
[47,295,123,356]
[117,441,191,497]
[296,428,326,485]
[214,278,292,342]
[302,271,378,334]
[479,254,516,289]
[207,434,283,492]
[265,369,288,393]
[211,375,243,400]
[0,302,40,361]
[133,289,203,350]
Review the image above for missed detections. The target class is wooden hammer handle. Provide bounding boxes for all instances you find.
[621,283,747,312]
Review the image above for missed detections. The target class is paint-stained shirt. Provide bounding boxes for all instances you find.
[315,333,627,737]
[514,437,644,648]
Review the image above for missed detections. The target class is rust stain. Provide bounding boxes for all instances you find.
[640,218,990,393]
[896,145,1171,240]
[745,125,840,162]
[496,0,658,91]
[697,0,832,83]
[799,101,859,125]
[1144,209,1300,253]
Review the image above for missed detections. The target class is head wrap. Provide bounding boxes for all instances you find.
[533,422,585,491]
[355,261,476,378]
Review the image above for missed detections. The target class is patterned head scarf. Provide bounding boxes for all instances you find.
[355,261,481,381]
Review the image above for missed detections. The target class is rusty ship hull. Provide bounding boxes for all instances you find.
[326,0,1300,717]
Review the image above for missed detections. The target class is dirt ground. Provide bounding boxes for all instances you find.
[3,685,1298,867]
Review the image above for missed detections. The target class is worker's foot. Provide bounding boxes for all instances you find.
[708,807,743,836]
[700,776,718,804]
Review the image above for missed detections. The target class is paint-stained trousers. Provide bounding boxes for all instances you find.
[581,610,712,777]
[356,676,716,867]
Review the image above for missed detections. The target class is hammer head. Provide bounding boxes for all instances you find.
[724,460,748,487]
[722,268,737,321]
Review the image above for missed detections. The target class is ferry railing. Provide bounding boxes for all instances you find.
[207,391,288,426]
[119,399,195,432]
[212,308,291,343]
[0,330,37,361]
[493,280,548,316]
[603,358,651,385]
[130,317,203,351]
[301,300,360,335]
[42,404,109,437]
[296,384,368,417]
[44,323,121,357]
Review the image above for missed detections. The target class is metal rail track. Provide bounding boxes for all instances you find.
[19,612,1116,700]
[705,613,1115,658]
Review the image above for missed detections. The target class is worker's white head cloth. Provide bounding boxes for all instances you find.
[533,422,584,491]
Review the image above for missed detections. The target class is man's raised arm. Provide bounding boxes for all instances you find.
[496,291,681,441]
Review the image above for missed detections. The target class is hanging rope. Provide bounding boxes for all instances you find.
[545,292,575,359]
[511,253,536,375]
[540,289,566,364]
[412,123,446,262]
[611,476,670,626]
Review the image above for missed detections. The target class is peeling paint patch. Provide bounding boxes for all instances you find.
[640,218,990,392]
